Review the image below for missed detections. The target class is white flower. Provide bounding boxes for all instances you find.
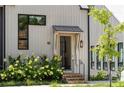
[16,60,19,63]
[51,67,53,70]
[40,67,44,70]
[45,58,49,62]
[45,65,49,68]
[15,63,18,66]
[44,72,47,75]
[34,58,38,62]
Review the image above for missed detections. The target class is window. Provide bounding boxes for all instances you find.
[91,46,95,69]
[18,14,46,50]
[111,62,115,71]
[111,56,115,71]
[18,15,28,49]
[96,52,101,70]
[29,15,46,25]
[96,45,101,70]
[118,42,124,67]
[103,56,108,70]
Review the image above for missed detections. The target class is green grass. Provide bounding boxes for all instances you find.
[0,80,124,87]
[0,80,64,87]
[50,81,124,87]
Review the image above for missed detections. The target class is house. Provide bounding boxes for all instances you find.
[0,5,123,81]
[90,6,124,78]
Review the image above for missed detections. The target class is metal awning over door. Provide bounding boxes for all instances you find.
[53,25,83,33]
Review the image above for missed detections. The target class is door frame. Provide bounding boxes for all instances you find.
[55,32,76,72]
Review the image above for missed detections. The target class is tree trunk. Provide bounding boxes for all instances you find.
[109,60,112,87]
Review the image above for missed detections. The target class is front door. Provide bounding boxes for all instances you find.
[60,36,71,70]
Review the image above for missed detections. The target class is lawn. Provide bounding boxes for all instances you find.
[0,80,63,87]
[50,81,124,87]
[0,80,124,87]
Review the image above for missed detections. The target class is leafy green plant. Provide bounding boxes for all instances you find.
[116,66,124,80]
[90,71,107,80]
[0,54,63,82]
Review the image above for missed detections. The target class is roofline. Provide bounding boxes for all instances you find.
[79,5,89,11]
[104,6,120,23]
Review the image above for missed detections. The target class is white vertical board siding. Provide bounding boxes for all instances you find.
[5,5,88,80]
[90,5,123,76]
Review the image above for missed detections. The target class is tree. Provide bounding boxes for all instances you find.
[89,6,124,87]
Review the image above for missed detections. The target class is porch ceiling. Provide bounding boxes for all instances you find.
[53,25,83,33]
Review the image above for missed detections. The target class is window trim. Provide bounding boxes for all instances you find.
[18,14,46,50]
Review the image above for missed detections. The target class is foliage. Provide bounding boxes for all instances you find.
[89,7,124,61]
[0,54,63,82]
[112,76,118,81]
[116,66,124,80]
[90,71,108,80]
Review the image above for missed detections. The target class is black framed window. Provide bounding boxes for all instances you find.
[29,15,46,25]
[18,15,28,50]
[96,52,101,70]
[103,56,108,70]
[91,46,95,69]
[111,56,115,71]
[18,14,46,50]
[118,42,123,67]
[96,45,101,70]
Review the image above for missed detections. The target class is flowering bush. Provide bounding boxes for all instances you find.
[0,54,63,82]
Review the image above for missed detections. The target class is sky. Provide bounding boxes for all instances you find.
[106,5,124,22]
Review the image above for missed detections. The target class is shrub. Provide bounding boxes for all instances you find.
[116,66,124,80]
[90,71,108,80]
[0,54,63,82]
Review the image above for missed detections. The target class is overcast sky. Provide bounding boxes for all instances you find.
[106,5,124,22]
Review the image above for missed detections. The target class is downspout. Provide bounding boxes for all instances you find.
[87,9,90,81]
[3,5,6,70]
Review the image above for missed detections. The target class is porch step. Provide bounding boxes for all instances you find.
[62,73,85,84]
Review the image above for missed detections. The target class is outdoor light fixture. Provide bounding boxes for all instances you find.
[47,41,51,45]
[80,40,83,48]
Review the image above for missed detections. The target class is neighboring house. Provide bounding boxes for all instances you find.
[90,6,124,77]
[0,5,123,80]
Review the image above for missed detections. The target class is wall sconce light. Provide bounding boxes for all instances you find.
[80,40,83,48]
[47,41,51,45]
